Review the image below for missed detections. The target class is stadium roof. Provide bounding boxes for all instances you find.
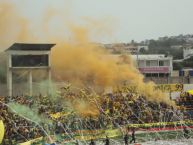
[131,54,173,60]
[6,43,55,51]
[107,54,172,61]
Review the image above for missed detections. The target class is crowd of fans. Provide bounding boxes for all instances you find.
[101,92,181,126]
[176,92,193,119]
[0,88,188,144]
[0,96,44,144]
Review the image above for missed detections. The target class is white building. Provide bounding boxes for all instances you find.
[132,54,173,77]
[108,54,173,77]
[183,45,193,59]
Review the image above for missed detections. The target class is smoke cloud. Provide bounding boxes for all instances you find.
[0,1,173,114]
[51,27,172,104]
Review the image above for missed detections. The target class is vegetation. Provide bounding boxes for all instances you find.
[139,37,193,69]
[140,38,185,60]
[173,56,193,70]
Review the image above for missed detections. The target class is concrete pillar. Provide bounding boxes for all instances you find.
[48,53,52,95]
[7,54,12,96]
[29,70,32,96]
[48,68,51,95]
[48,52,51,68]
[7,69,12,96]
[48,69,51,83]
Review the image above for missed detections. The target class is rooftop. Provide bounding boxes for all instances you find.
[132,54,172,60]
[6,43,55,51]
[107,54,172,61]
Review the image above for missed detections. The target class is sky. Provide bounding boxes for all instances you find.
[3,0,193,43]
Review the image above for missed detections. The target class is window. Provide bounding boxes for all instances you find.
[146,60,150,66]
[12,55,49,67]
[146,74,151,77]
[138,60,145,67]
[159,61,164,66]
[152,73,158,77]
[150,60,158,66]
[164,60,170,66]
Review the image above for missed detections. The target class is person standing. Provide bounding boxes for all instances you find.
[183,126,190,139]
[124,134,129,145]
[104,136,110,145]
[90,139,96,145]
[130,128,136,143]
[75,140,79,145]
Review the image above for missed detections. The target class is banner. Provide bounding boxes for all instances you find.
[19,137,43,145]
[139,67,169,73]
[19,120,193,144]
[187,90,193,95]
[154,84,183,92]
[114,84,183,93]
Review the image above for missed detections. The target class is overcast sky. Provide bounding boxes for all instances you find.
[6,0,193,43]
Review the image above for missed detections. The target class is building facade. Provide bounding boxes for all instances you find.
[132,54,173,77]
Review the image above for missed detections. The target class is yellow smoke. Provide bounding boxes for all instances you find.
[0,2,173,118]
[0,2,36,50]
[72,99,99,117]
[51,26,172,104]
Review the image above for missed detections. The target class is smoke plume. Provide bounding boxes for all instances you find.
[0,1,173,112]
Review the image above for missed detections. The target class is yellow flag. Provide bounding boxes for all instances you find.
[0,120,4,144]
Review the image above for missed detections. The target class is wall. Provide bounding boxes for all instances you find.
[144,76,193,84]
[0,83,50,96]
[1,77,193,96]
